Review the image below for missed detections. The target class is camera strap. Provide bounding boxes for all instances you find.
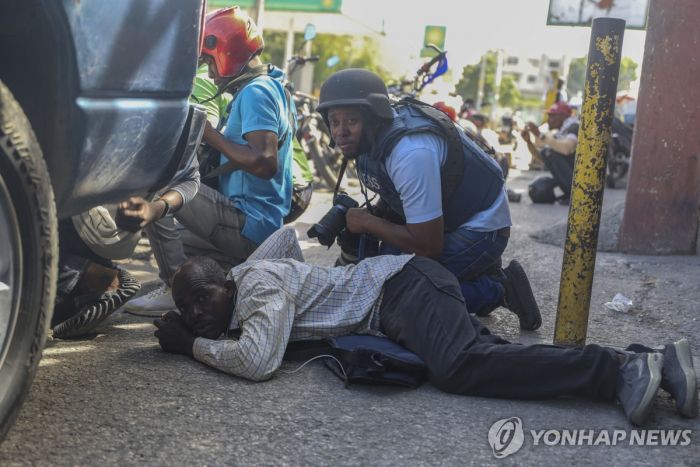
[332,157,348,201]
[332,157,371,261]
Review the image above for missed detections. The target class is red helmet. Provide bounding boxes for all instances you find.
[200,6,264,78]
[433,101,457,122]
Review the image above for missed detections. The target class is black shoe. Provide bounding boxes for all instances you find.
[556,195,570,205]
[617,352,664,425]
[492,260,542,330]
[659,339,698,418]
[507,188,522,203]
[52,269,140,339]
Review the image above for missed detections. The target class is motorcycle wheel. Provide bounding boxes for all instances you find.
[308,138,341,189]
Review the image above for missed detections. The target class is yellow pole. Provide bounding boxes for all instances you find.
[554,18,626,346]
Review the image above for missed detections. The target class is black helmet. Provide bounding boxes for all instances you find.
[317,69,393,120]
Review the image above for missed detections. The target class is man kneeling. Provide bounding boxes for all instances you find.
[153,228,698,426]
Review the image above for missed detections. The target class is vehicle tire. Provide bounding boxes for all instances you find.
[0,80,58,441]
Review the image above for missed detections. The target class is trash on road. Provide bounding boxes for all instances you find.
[604,293,633,313]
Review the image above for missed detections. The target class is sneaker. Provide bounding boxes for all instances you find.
[617,352,664,425]
[52,269,141,339]
[660,339,698,418]
[484,260,542,331]
[123,283,175,316]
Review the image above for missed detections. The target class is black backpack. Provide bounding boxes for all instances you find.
[284,334,427,389]
[528,176,558,203]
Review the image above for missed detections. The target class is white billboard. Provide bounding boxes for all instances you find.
[547,0,650,29]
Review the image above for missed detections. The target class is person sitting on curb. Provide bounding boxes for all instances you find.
[314,69,540,330]
[521,102,580,205]
[153,227,697,426]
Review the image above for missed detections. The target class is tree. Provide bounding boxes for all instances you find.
[567,56,587,97]
[259,30,296,70]
[260,30,389,93]
[454,52,497,104]
[567,55,639,95]
[498,75,521,108]
[309,34,390,91]
[617,57,638,91]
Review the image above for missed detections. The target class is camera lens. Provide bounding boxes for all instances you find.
[306,194,359,247]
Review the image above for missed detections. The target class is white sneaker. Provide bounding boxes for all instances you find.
[123,283,175,316]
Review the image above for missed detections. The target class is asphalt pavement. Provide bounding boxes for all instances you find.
[1,170,699,466]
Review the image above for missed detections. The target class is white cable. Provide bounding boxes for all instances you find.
[279,354,348,381]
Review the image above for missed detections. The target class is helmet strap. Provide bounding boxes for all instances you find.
[220,63,272,97]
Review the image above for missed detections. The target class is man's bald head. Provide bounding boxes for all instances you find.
[172,257,235,339]
[174,256,226,290]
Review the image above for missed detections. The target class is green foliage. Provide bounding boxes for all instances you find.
[310,34,390,91]
[618,57,638,91]
[498,75,521,108]
[566,56,587,97]
[454,52,522,108]
[260,30,389,93]
[567,55,639,95]
[260,31,301,69]
[454,51,497,103]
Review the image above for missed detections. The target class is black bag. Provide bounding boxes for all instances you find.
[528,175,558,203]
[284,334,427,389]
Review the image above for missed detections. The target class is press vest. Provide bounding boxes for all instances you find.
[357,100,504,231]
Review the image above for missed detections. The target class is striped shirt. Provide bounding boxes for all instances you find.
[192,227,413,381]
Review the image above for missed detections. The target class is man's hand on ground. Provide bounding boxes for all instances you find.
[154,311,195,357]
[116,196,165,232]
[346,207,375,234]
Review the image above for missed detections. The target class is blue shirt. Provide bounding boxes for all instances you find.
[385,131,511,231]
[219,67,294,244]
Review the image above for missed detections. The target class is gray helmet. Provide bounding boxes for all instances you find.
[317,69,393,120]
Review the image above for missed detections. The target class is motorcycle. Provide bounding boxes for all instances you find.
[387,44,449,101]
[281,24,351,189]
[292,88,349,188]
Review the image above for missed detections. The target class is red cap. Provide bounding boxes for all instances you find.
[433,101,457,122]
[201,7,264,78]
[546,101,573,116]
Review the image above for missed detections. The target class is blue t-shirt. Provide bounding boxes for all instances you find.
[385,131,511,232]
[219,68,294,245]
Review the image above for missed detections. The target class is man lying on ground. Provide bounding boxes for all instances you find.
[153,228,698,426]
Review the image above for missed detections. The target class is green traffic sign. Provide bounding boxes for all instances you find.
[208,0,342,13]
[421,25,446,58]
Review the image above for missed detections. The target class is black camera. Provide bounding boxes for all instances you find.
[307,193,358,247]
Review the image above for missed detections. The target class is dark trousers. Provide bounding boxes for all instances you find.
[541,148,575,197]
[54,219,116,325]
[379,257,620,400]
[57,219,114,298]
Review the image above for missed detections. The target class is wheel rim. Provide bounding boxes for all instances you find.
[0,174,22,366]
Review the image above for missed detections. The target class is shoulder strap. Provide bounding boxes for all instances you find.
[203,66,296,181]
[396,97,465,207]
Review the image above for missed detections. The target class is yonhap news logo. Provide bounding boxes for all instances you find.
[488,417,525,458]
[487,417,693,458]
